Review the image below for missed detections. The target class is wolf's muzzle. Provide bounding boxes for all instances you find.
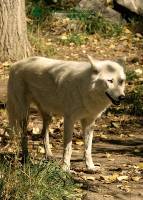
[105,92,125,106]
[118,95,125,101]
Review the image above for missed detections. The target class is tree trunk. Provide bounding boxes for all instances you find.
[0,0,31,62]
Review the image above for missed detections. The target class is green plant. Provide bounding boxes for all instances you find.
[86,14,122,37]
[126,85,143,116]
[59,33,88,45]
[0,160,78,200]
[26,1,53,22]
[126,70,138,81]
[28,32,56,56]
[67,10,123,37]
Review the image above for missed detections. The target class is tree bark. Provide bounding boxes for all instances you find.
[0,0,31,62]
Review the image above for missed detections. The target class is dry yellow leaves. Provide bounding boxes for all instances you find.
[82,175,95,181]
[124,27,132,34]
[38,146,45,154]
[106,153,115,161]
[137,162,143,170]
[117,175,128,182]
[75,140,84,146]
[101,173,130,183]
[32,127,40,135]
[131,176,141,182]
[100,173,119,183]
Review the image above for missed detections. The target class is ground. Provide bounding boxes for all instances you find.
[0,15,143,200]
[28,111,143,200]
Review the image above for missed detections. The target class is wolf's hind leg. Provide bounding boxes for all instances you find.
[14,97,30,163]
[20,116,29,163]
[41,112,53,159]
[63,116,74,171]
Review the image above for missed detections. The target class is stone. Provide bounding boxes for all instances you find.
[78,0,106,10]
[77,0,122,23]
[115,0,143,15]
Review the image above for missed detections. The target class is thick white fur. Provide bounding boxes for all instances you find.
[7,56,126,171]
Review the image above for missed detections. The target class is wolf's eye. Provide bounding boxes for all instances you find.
[108,79,113,83]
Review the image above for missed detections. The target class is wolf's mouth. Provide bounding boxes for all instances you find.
[105,92,120,106]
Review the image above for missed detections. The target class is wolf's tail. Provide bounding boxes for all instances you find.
[7,67,29,130]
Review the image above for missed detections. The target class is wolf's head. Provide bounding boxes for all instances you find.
[88,55,126,105]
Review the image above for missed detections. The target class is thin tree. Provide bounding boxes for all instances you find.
[0,0,31,61]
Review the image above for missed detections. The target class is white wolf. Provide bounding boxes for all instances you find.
[7,55,126,171]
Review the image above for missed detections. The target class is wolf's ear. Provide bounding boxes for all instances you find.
[87,55,99,73]
[116,57,126,69]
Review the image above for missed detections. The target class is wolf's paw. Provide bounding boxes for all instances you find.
[45,152,53,159]
[87,164,101,173]
[62,163,70,172]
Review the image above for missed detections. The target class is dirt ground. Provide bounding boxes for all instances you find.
[0,24,143,199]
[31,112,143,200]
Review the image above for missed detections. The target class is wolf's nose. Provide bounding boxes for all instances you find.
[119,95,125,101]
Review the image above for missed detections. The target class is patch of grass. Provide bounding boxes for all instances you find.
[125,70,143,115]
[126,70,138,81]
[0,160,78,200]
[28,32,56,56]
[27,3,123,38]
[126,85,143,116]
[86,14,123,37]
[59,33,88,46]
[67,10,123,37]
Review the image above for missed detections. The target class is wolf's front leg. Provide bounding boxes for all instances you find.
[81,118,100,171]
[63,116,74,171]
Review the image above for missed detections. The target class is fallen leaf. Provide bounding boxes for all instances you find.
[135,68,142,76]
[75,140,84,146]
[117,175,128,182]
[135,33,142,38]
[60,35,68,40]
[101,173,119,183]
[82,175,95,181]
[119,36,128,41]
[134,149,140,153]
[124,27,131,34]
[109,158,115,161]
[111,121,120,128]
[32,127,40,135]
[99,133,108,139]
[137,163,143,170]
[131,176,141,182]
[3,61,10,67]
[109,44,115,49]
[38,146,45,154]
